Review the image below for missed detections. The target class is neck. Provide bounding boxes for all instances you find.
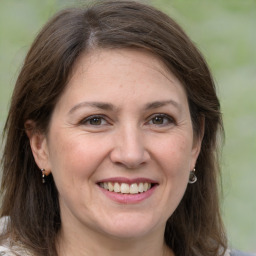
[57,223,174,256]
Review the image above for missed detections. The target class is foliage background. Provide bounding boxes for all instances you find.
[0,0,255,253]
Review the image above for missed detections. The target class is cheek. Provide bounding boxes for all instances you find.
[148,136,192,221]
[47,131,109,185]
[153,134,193,210]
[156,135,193,176]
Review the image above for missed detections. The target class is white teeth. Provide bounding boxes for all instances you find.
[143,182,149,192]
[130,183,138,194]
[121,183,130,194]
[138,183,144,193]
[114,182,121,192]
[108,182,114,192]
[103,183,108,190]
[100,182,152,194]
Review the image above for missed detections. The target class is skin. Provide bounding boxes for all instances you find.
[27,48,202,256]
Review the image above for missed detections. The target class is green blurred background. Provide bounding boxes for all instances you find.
[0,0,255,253]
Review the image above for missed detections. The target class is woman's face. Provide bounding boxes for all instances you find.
[34,49,201,239]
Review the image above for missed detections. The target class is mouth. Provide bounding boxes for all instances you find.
[98,182,155,194]
[97,178,158,204]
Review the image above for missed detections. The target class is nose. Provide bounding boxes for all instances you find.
[110,126,150,169]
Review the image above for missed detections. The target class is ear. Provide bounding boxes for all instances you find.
[25,120,51,176]
[190,116,205,170]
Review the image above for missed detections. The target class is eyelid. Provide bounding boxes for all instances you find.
[79,114,110,126]
[146,113,175,126]
[77,113,175,127]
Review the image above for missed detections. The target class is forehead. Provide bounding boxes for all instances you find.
[73,48,183,86]
[56,48,188,111]
[73,48,172,76]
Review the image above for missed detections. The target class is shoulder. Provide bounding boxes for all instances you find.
[230,250,256,256]
[0,217,9,234]
[0,243,29,256]
[0,217,31,256]
[0,245,16,256]
[0,243,31,256]
[0,217,13,255]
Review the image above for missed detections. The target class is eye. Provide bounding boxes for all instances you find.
[147,114,174,126]
[80,115,108,126]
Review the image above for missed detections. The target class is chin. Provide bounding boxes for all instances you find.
[98,213,163,239]
[103,226,153,240]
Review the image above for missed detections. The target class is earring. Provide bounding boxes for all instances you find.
[41,168,46,184]
[188,168,197,184]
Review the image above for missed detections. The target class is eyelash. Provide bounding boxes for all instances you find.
[79,115,109,126]
[146,114,175,126]
[79,113,175,127]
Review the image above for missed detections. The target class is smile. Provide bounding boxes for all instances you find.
[99,182,152,194]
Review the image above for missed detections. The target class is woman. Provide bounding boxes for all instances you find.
[0,1,253,256]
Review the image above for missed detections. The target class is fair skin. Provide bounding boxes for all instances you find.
[27,48,202,256]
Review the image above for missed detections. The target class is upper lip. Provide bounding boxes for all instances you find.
[97,177,158,185]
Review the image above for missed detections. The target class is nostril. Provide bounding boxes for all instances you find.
[109,136,150,168]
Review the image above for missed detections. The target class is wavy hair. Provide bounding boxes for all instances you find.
[1,1,227,255]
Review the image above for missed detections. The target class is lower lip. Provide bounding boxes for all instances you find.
[99,185,157,204]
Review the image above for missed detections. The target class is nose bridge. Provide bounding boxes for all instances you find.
[110,123,149,168]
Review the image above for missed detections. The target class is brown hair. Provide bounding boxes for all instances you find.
[1,1,227,255]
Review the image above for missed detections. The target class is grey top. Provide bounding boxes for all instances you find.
[0,246,255,256]
[231,250,256,256]
[1,217,255,256]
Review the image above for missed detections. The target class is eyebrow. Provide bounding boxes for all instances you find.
[144,100,181,111]
[68,101,116,115]
[68,99,181,115]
